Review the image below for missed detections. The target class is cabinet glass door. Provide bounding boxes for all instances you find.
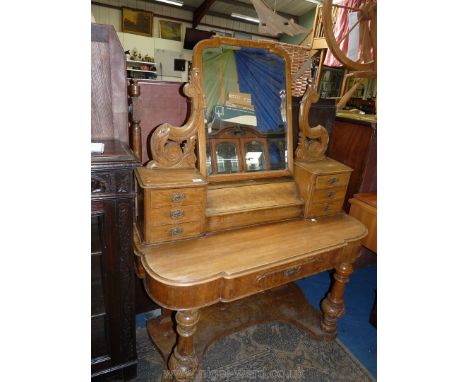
[215,142,240,174]
[244,140,267,172]
[91,214,110,361]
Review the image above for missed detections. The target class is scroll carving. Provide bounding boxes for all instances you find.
[295,79,329,161]
[146,68,204,169]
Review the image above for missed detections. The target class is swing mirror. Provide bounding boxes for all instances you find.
[193,37,294,181]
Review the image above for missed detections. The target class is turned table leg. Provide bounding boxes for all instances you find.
[321,262,353,337]
[168,310,200,382]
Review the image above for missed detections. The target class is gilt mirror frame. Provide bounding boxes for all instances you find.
[192,37,294,182]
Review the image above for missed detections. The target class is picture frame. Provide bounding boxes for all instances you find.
[159,20,182,41]
[122,7,153,37]
[211,29,234,38]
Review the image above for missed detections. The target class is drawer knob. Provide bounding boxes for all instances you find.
[322,204,329,212]
[171,193,186,203]
[283,266,302,277]
[170,227,184,236]
[170,210,185,219]
[328,177,339,185]
[327,191,336,198]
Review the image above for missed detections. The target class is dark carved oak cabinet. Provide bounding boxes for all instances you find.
[91,140,140,380]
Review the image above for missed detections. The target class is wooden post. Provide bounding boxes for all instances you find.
[168,310,200,382]
[128,79,142,162]
[130,120,142,161]
[339,68,349,98]
[320,262,353,337]
[314,49,326,92]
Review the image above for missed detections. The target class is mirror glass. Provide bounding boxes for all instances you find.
[215,142,240,174]
[202,44,288,176]
[244,141,266,172]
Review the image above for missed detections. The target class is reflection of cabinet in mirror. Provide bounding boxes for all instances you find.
[207,126,287,175]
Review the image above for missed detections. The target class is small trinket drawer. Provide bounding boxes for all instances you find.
[135,168,207,244]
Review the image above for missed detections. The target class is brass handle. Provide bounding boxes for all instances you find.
[327,191,336,198]
[322,204,329,212]
[328,177,339,185]
[283,266,302,277]
[170,227,184,236]
[170,210,184,219]
[171,193,186,203]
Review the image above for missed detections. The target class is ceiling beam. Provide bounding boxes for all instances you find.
[133,0,297,23]
[193,0,217,28]
[217,0,299,23]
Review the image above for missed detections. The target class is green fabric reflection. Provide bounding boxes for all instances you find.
[202,48,240,118]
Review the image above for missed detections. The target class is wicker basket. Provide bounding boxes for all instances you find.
[263,40,312,97]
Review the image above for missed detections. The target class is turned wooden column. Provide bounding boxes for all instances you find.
[128,79,142,161]
[168,310,200,382]
[320,262,353,337]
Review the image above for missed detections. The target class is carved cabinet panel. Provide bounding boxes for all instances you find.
[91,140,139,380]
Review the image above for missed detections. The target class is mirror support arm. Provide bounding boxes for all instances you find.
[146,68,204,170]
[295,79,329,162]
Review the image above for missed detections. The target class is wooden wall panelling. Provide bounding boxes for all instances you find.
[327,117,377,212]
[360,127,377,193]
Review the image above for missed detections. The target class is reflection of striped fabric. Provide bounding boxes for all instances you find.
[324,0,363,67]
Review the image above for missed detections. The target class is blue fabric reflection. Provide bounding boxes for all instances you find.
[234,48,286,132]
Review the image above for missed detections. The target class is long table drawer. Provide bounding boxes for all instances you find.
[145,220,203,244]
[254,252,337,290]
[148,205,203,226]
[315,173,350,189]
[150,188,205,208]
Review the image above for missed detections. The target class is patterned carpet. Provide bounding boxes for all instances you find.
[133,321,375,381]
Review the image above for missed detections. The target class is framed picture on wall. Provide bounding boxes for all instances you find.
[122,7,153,37]
[211,29,234,38]
[159,20,182,41]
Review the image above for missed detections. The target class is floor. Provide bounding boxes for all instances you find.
[296,263,377,378]
[135,263,377,380]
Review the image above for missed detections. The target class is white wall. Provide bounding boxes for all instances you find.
[92,0,276,82]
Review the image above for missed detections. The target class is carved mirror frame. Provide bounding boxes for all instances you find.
[144,36,327,175]
[192,37,294,182]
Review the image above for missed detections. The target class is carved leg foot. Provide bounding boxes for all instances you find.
[168,310,200,382]
[321,262,353,337]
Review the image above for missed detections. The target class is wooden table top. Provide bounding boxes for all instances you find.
[135,214,367,286]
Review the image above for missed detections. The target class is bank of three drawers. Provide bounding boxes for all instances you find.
[294,158,353,218]
[135,168,207,245]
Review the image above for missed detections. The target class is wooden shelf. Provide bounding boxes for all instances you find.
[127,59,157,65]
[127,68,157,74]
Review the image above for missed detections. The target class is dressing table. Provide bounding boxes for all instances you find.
[132,37,367,381]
